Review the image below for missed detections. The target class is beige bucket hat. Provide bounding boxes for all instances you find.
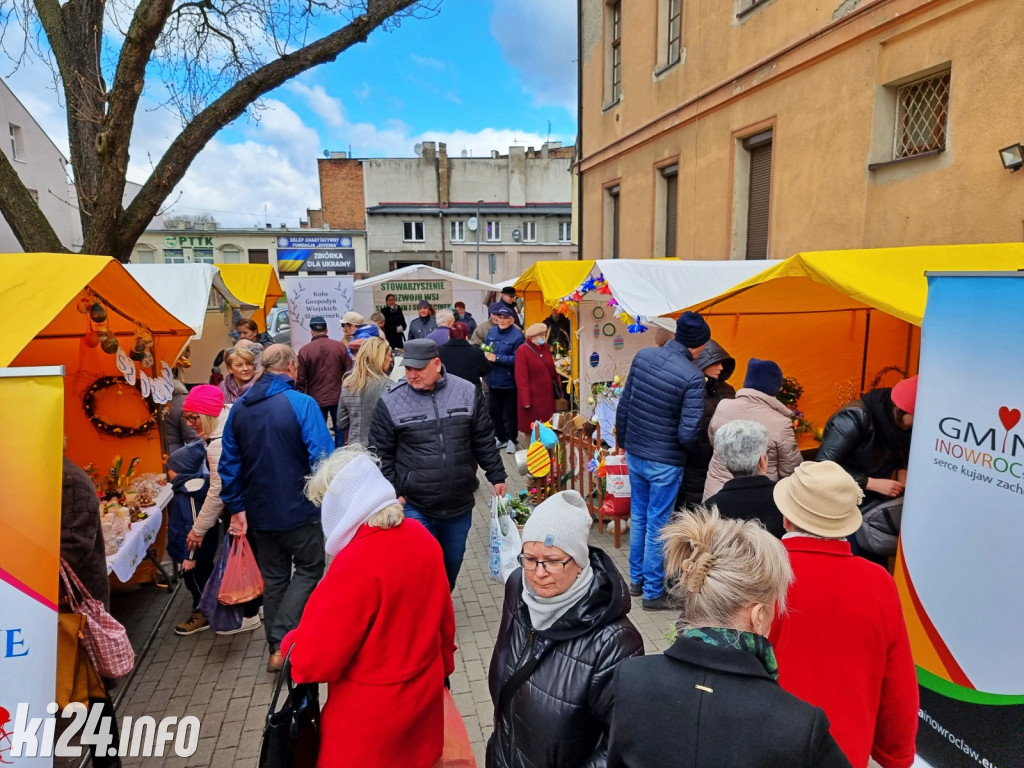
[773,461,864,538]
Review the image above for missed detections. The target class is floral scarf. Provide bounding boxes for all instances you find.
[682,627,779,681]
[220,373,253,404]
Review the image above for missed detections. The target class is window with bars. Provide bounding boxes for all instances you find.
[893,72,950,160]
[610,1,622,103]
[662,165,679,258]
[667,0,682,66]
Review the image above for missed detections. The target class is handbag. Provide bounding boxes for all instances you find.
[854,496,903,557]
[56,612,107,709]
[59,559,135,679]
[258,648,321,768]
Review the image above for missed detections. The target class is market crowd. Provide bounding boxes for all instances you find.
[62,291,921,768]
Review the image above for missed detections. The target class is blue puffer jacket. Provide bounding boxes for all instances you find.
[219,373,334,531]
[484,324,524,390]
[615,340,706,466]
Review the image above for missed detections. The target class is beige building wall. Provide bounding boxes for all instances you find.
[580,0,1024,261]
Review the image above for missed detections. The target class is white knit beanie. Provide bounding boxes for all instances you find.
[521,490,592,566]
[321,455,398,556]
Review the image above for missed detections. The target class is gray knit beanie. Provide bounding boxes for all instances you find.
[521,490,592,566]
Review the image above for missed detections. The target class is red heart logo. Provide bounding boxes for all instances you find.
[999,406,1021,431]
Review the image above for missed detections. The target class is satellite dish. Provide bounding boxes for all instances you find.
[323,149,330,158]
[414,142,423,156]
[461,149,468,158]
[467,217,478,232]
[512,228,521,242]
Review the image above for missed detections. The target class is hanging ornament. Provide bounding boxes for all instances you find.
[100,335,120,354]
[90,302,108,324]
[141,350,155,368]
[593,324,600,339]
[83,330,100,348]
[77,295,94,313]
[129,337,147,361]
[613,335,624,350]
[617,312,632,325]
[627,321,649,334]
[597,283,612,295]
[589,352,600,368]
[606,298,618,307]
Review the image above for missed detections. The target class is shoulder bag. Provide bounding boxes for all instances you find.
[258,648,321,768]
[59,558,135,679]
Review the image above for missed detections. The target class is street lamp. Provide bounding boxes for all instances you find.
[474,199,483,280]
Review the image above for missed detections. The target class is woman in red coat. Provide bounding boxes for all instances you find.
[280,446,456,768]
[515,322,563,438]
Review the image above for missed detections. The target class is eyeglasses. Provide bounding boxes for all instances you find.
[517,554,574,573]
[183,413,201,424]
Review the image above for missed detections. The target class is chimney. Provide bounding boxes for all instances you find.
[329,151,347,159]
[508,146,526,207]
[490,150,500,159]
[438,142,449,206]
[421,141,436,164]
[266,223,272,229]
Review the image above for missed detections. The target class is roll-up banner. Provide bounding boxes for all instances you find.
[898,273,1024,768]
[0,366,64,768]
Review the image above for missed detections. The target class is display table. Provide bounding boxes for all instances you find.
[106,484,172,581]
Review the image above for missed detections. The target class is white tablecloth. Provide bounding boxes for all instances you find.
[106,484,172,581]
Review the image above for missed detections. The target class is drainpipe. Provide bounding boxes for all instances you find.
[576,0,584,260]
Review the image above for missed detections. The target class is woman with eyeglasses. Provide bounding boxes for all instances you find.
[487,490,643,768]
[219,346,257,404]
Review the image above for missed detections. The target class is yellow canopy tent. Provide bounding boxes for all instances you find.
[1,253,194,475]
[683,244,1024,437]
[217,263,284,330]
[514,260,595,325]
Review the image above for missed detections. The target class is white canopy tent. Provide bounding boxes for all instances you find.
[124,264,256,339]
[353,265,498,322]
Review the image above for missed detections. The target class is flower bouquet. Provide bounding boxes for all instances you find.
[509,492,534,527]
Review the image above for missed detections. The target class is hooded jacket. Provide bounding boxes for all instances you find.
[679,341,736,507]
[166,440,210,563]
[487,548,644,768]
[704,387,803,500]
[218,373,334,531]
[614,340,706,466]
[408,314,438,340]
[368,371,506,519]
[816,388,911,502]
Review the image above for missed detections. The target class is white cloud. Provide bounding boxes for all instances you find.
[353,82,372,101]
[490,0,577,116]
[409,53,448,71]
[286,82,345,128]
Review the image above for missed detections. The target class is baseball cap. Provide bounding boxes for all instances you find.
[402,339,440,369]
[309,316,327,331]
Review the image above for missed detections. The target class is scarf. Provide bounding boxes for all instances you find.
[521,563,595,631]
[221,373,254,404]
[320,455,398,556]
[682,627,779,681]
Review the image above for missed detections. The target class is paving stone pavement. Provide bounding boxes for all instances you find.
[113,450,674,767]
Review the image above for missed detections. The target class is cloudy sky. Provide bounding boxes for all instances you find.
[2,0,577,228]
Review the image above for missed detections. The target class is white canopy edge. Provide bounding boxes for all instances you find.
[125,263,257,339]
[353,263,500,292]
[593,259,782,329]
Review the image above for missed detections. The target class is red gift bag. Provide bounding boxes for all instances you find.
[218,534,265,605]
[603,454,631,517]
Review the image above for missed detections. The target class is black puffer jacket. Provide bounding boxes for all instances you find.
[368,370,505,518]
[816,388,911,502]
[679,341,736,508]
[487,549,644,768]
[615,339,705,465]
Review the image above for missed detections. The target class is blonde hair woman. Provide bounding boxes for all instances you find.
[219,346,257,404]
[607,508,852,767]
[337,336,393,445]
[280,445,455,768]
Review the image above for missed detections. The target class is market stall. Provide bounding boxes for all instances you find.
[126,263,258,384]
[683,244,1024,435]
[2,253,195,583]
[353,264,499,321]
[217,262,284,330]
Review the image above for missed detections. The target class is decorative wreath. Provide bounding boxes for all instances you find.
[602,323,617,337]
[82,376,158,437]
[592,306,605,319]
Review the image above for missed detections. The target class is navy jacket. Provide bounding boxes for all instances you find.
[219,373,334,531]
[484,324,525,390]
[615,339,705,466]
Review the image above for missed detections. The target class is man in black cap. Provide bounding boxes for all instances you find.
[369,339,507,590]
[297,315,351,447]
[499,286,523,328]
[615,311,710,610]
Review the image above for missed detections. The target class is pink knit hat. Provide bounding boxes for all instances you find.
[891,375,918,415]
[183,384,224,416]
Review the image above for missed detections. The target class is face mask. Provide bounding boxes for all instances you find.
[533,337,546,345]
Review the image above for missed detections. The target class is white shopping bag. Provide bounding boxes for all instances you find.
[488,495,522,584]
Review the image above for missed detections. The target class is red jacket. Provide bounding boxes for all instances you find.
[514,341,561,435]
[296,334,351,407]
[281,521,456,768]
[770,537,918,768]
